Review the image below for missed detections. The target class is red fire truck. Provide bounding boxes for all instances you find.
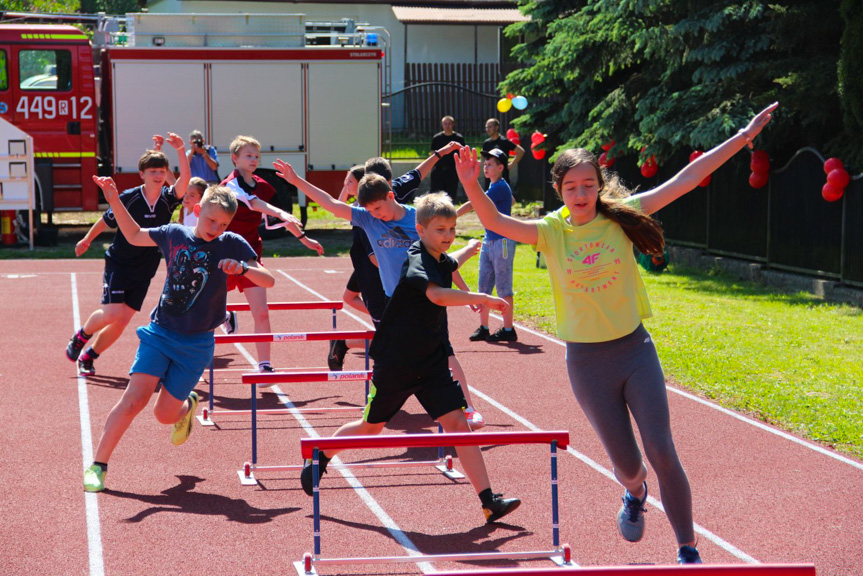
[0,12,386,228]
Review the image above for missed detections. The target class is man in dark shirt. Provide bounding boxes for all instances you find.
[429,115,466,201]
[482,118,525,191]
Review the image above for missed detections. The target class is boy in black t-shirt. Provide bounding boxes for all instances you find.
[66,134,190,376]
[300,192,521,524]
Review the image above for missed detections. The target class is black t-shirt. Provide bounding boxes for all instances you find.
[103,185,181,271]
[348,226,387,321]
[392,168,422,204]
[430,132,466,172]
[370,241,457,380]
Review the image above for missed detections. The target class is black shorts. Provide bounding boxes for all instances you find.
[100,258,154,311]
[363,366,466,424]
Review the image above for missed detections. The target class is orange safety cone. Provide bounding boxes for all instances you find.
[1,211,17,245]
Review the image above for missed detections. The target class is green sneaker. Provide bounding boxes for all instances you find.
[83,464,106,492]
[171,391,199,446]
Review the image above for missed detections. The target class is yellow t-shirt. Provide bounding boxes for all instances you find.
[535,201,652,343]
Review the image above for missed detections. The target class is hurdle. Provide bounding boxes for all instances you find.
[295,430,572,575]
[238,369,465,486]
[197,326,374,427]
[428,566,817,575]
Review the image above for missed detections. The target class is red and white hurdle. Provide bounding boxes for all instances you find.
[295,430,571,575]
[197,325,374,427]
[428,566,817,575]
[237,369,464,486]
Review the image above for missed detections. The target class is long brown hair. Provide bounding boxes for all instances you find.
[551,149,665,256]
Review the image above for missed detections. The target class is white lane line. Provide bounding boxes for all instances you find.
[227,327,432,572]
[487,312,863,472]
[71,273,105,576]
[280,269,758,564]
[469,387,758,564]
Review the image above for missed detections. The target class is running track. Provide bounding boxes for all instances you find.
[1,257,858,575]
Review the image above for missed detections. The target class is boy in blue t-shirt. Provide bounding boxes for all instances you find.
[457,148,518,342]
[82,178,274,493]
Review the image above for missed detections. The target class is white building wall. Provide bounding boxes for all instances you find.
[403,24,499,64]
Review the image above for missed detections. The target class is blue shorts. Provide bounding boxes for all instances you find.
[130,322,214,401]
[478,237,516,298]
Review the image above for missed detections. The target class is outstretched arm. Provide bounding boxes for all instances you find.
[449,238,481,269]
[75,218,108,257]
[273,159,353,221]
[455,147,539,245]
[426,283,510,312]
[415,140,463,180]
[456,201,473,218]
[248,196,324,255]
[152,135,177,186]
[219,259,275,288]
[92,176,156,247]
[636,102,778,215]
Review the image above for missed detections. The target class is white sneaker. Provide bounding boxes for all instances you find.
[257,364,277,389]
[221,311,238,335]
[464,407,485,430]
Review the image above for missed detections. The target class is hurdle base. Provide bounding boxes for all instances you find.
[436,462,465,479]
[237,469,259,486]
[293,560,317,575]
[196,414,215,427]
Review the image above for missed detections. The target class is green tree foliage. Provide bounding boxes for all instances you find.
[838,0,863,144]
[0,0,80,12]
[503,1,860,169]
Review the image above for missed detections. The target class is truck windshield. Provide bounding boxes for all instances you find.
[19,49,72,91]
[0,50,7,91]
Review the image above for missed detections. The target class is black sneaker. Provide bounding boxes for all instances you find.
[469,326,490,341]
[300,457,328,496]
[677,545,702,564]
[66,331,86,361]
[327,339,348,371]
[487,327,518,342]
[221,311,238,335]
[482,493,521,523]
[77,357,95,376]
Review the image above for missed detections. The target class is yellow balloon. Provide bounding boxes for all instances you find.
[497,98,513,113]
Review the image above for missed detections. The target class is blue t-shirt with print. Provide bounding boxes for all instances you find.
[485,179,513,241]
[351,204,419,297]
[148,224,256,334]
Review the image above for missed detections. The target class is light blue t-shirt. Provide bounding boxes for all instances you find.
[485,179,513,241]
[189,146,220,183]
[351,204,419,296]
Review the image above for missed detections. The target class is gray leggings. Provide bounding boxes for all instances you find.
[566,324,694,545]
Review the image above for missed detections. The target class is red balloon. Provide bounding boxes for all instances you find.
[601,139,616,152]
[532,148,547,160]
[510,136,521,148]
[827,168,850,189]
[749,172,768,189]
[598,152,615,168]
[750,150,770,174]
[698,174,712,188]
[822,183,844,202]
[640,162,658,178]
[506,128,518,141]
[531,131,546,145]
[823,157,844,174]
[506,92,515,100]
[689,150,704,163]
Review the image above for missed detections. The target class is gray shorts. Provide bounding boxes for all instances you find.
[478,237,516,298]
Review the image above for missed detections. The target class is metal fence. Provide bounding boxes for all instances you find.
[604,147,862,285]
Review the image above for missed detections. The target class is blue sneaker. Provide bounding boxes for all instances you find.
[617,482,647,542]
[677,545,702,564]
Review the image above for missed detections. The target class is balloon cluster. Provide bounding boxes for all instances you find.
[531,131,547,160]
[505,128,521,154]
[688,150,712,187]
[497,93,529,113]
[599,140,615,168]
[639,152,658,178]
[822,158,850,202]
[749,150,770,189]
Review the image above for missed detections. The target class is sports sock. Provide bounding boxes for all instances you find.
[258,361,271,370]
[81,348,100,362]
[93,461,108,472]
[79,328,93,341]
[479,488,495,506]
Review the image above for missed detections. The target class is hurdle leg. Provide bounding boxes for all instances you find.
[363,340,370,400]
[197,358,216,426]
[331,307,337,331]
[293,451,324,576]
[435,422,465,480]
[237,382,259,486]
[548,440,572,566]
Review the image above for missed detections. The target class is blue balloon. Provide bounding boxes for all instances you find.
[512,95,528,110]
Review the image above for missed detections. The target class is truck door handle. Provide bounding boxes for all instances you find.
[67,121,81,135]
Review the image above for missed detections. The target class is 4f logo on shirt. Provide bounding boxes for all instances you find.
[582,253,600,265]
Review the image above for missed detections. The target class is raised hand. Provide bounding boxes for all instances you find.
[740,102,779,149]
[273,159,298,185]
[165,132,184,150]
[92,175,120,204]
[152,134,164,151]
[302,237,325,256]
[440,140,463,155]
[454,146,482,183]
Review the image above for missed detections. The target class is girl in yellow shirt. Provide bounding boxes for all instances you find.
[454,103,777,564]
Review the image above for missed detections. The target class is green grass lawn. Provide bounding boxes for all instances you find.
[4,206,861,459]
